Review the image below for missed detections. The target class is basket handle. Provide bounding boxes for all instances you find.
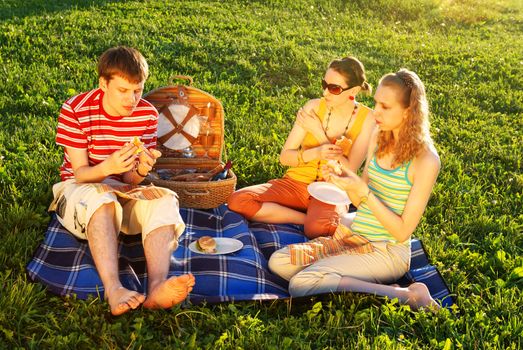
[182,189,211,196]
[169,75,194,86]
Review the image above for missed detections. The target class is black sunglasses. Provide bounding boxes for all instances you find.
[321,79,351,95]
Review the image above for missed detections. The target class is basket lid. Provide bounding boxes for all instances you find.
[144,76,225,161]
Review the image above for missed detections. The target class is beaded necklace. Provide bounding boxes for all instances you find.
[324,102,359,141]
[316,102,359,181]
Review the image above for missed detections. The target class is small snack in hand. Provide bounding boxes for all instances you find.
[327,160,343,176]
[335,136,352,155]
[196,236,217,253]
[132,136,144,154]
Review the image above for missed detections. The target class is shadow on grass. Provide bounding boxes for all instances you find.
[0,0,130,21]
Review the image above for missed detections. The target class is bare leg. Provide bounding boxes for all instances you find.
[142,225,195,309]
[251,202,306,225]
[338,277,440,311]
[87,203,145,316]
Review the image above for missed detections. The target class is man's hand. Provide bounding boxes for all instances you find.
[101,143,138,176]
[135,148,162,176]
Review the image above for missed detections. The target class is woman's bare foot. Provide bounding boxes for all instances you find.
[143,274,195,309]
[106,286,146,316]
[406,282,440,311]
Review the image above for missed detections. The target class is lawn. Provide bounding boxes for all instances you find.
[0,0,522,348]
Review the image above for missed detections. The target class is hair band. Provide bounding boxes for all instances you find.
[397,74,413,89]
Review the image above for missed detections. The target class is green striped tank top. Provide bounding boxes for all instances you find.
[350,155,413,242]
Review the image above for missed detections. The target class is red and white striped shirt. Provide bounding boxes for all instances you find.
[56,88,158,181]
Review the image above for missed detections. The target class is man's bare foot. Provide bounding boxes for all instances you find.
[106,286,145,316]
[406,282,441,311]
[143,274,195,309]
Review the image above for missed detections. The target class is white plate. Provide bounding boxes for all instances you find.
[188,237,243,255]
[307,181,351,205]
[158,104,201,150]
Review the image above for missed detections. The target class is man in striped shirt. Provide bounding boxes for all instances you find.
[51,46,195,315]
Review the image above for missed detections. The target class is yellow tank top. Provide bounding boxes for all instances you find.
[285,98,371,184]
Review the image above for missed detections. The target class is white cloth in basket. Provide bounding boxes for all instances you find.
[158,104,201,150]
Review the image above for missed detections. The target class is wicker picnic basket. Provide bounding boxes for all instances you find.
[143,75,236,209]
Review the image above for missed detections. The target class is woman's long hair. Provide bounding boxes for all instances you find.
[376,69,433,166]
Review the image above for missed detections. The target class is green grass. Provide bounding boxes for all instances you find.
[1,0,522,348]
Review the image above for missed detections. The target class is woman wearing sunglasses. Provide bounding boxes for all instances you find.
[228,57,375,238]
[268,69,440,310]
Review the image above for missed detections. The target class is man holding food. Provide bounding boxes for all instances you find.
[49,46,194,315]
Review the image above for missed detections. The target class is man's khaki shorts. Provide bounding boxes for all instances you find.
[51,179,185,249]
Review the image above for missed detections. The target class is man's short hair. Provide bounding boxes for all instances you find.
[97,46,148,83]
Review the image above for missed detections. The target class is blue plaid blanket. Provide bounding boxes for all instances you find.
[26,205,454,307]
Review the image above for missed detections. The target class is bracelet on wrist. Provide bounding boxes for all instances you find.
[297,147,305,165]
[358,188,372,207]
